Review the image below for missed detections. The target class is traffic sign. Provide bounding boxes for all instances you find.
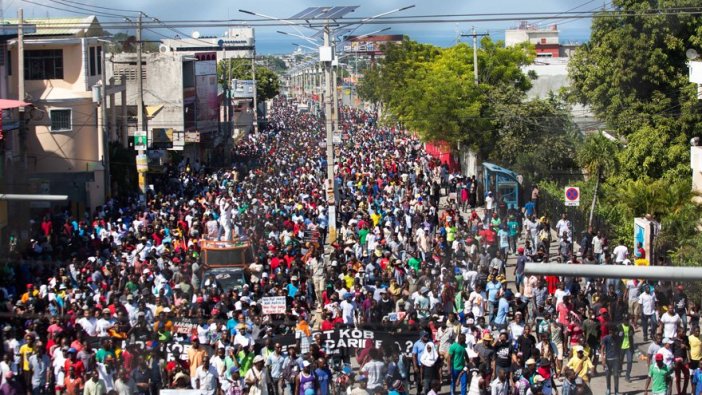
[564,186,580,206]
[134,131,147,150]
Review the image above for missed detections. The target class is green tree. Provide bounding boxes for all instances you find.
[217,59,281,103]
[490,92,580,181]
[577,133,619,226]
[568,0,702,180]
[358,38,536,150]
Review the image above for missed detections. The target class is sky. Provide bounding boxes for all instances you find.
[6,0,598,54]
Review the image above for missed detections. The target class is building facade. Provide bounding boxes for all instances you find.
[5,16,124,214]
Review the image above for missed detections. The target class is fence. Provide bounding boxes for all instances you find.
[538,187,610,240]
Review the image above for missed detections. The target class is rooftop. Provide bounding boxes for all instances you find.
[3,16,102,37]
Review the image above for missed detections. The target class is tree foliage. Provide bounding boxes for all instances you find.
[568,0,702,180]
[577,133,619,180]
[358,37,579,180]
[217,59,281,103]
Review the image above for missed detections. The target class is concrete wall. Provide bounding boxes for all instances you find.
[111,53,185,130]
[6,39,105,209]
[691,146,702,197]
[8,39,102,99]
[26,98,99,173]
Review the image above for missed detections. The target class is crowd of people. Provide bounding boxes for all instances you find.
[0,97,696,395]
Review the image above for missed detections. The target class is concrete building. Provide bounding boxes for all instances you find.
[505,22,579,58]
[110,51,220,161]
[5,16,124,214]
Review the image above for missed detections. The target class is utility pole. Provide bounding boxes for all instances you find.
[17,9,24,107]
[136,12,148,196]
[331,35,339,133]
[100,44,110,197]
[323,24,336,244]
[251,49,258,134]
[461,27,489,85]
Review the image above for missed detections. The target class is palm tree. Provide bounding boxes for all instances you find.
[577,133,619,227]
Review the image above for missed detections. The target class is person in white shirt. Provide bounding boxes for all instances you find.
[592,232,604,263]
[612,242,628,264]
[77,308,97,337]
[196,358,219,395]
[361,349,386,392]
[467,285,486,319]
[95,309,114,338]
[656,338,675,368]
[340,294,357,325]
[638,286,657,341]
[555,214,571,241]
[659,304,681,340]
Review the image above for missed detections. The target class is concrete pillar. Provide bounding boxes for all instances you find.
[120,87,128,148]
[109,93,117,143]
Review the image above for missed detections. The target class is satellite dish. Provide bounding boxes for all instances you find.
[687,48,699,60]
[159,44,170,54]
[192,31,201,39]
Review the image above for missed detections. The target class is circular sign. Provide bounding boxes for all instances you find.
[565,187,579,201]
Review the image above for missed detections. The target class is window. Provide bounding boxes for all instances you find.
[89,47,96,76]
[89,46,103,76]
[96,46,102,75]
[25,49,63,80]
[50,109,72,132]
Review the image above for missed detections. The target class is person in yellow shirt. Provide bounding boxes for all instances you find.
[690,326,702,370]
[565,345,594,382]
[19,334,35,385]
[20,284,38,304]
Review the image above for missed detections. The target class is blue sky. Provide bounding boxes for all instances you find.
[7,0,597,54]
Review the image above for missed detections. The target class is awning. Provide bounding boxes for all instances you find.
[0,99,31,110]
[145,104,164,118]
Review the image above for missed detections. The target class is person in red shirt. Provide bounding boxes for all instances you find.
[64,349,85,380]
[320,313,336,331]
[545,275,559,295]
[40,216,52,240]
[597,307,610,339]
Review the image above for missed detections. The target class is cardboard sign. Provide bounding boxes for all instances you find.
[261,296,287,315]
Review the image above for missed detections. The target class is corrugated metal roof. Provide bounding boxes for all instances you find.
[3,16,98,36]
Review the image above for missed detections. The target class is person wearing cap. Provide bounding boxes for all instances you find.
[565,345,594,383]
[294,359,314,395]
[646,353,672,395]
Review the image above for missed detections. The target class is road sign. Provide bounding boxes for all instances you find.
[134,131,147,150]
[564,186,580,206]
[136,154,148,173]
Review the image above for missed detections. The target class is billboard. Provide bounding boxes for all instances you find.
[232,79,256,99]
[342,34,404,55]
[195,60,219,132]
[159,27,255,59]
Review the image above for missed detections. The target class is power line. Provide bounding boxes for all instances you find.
[45,0,126,18]
[11,7,702,30]
[20,0,124,19]
[55,0,140,14]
